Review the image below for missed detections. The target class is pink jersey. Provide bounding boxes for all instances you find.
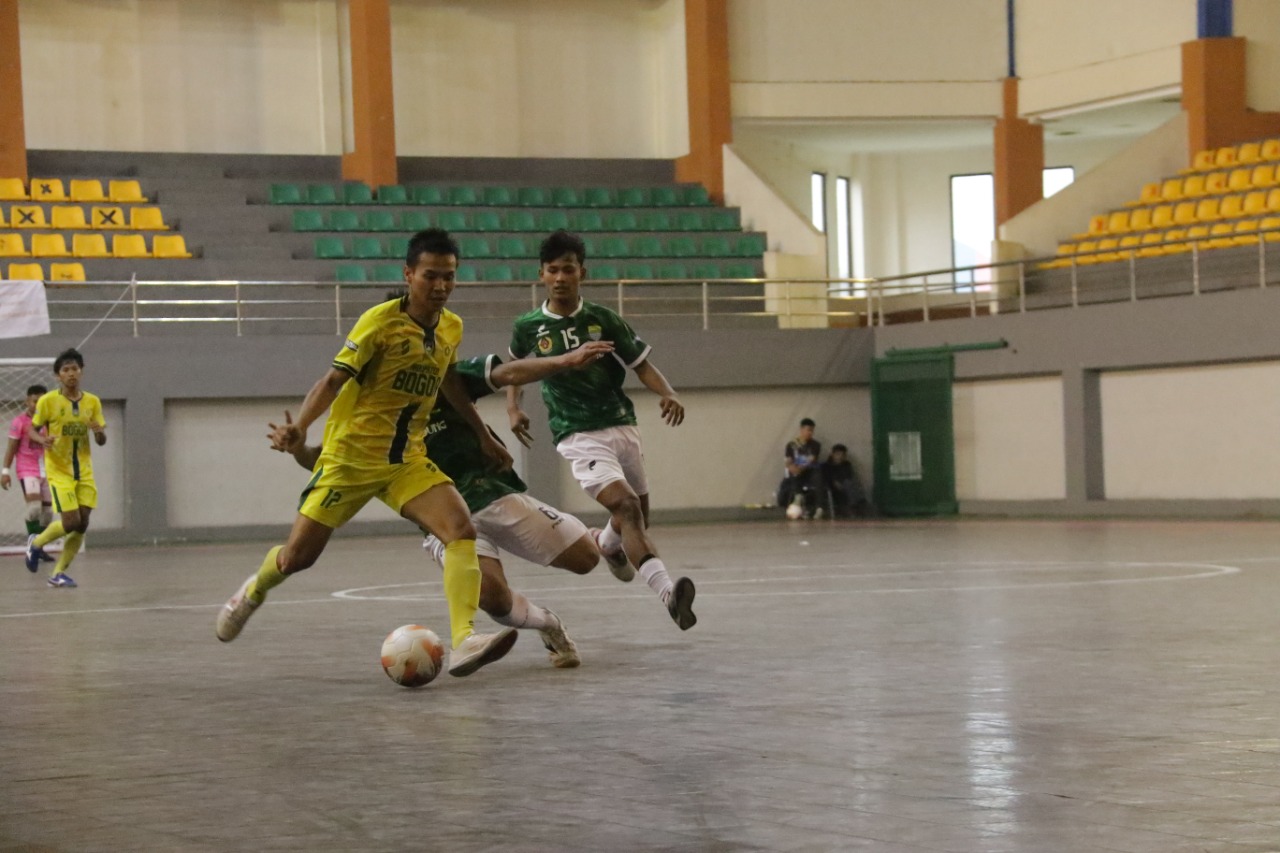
[7,412,45,479]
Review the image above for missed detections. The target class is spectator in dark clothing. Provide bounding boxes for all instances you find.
[781,418,824,518]
[822,443,869,518]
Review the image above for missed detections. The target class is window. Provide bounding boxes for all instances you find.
[835,177,851,279]
[810,172,826,232]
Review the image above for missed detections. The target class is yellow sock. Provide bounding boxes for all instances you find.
[53,531,83,575]
[34,519,65,549]
[246,546,285,604]
[442,538,481,648]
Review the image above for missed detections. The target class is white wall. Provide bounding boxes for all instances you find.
[554,385,871,514]
[953,377,1065,500]
[1101,361,1280,499]
[1238,0,1280,113]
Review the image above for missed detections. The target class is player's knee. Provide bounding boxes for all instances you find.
[554,536,599,575]
[610,494,644,527]
[435,517,477,544]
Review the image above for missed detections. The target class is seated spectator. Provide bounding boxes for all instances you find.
[779,418,824,519]
[822,443,870,518]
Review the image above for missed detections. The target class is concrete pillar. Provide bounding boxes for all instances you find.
[341,0,397,189]
[674,0,731,204]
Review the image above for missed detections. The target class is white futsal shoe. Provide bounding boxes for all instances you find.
[538,610,581,669]
[447,627,518,677]
[590,528,635,582]
[216,574,261,642]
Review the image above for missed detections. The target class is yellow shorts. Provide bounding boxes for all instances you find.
[298,455,453,529]
[49,477,98,514]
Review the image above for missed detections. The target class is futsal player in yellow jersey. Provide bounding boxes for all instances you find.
[25,348,107,588]
[216,229,519,678]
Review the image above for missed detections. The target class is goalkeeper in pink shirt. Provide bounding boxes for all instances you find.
[2,384,54,565]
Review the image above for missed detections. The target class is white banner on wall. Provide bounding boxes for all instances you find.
[0,280,51,339]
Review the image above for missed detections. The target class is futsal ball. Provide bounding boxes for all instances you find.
[380,624,445,687]
[785,501,805,519]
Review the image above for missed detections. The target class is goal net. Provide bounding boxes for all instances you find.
[0,358,53,555]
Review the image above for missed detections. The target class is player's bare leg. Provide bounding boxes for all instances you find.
[217,514,333,642]
[595,480,695,630]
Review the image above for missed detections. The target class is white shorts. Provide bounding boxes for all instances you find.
[20,477,50,503]
[423,492,589,567]
[555,425,649,499]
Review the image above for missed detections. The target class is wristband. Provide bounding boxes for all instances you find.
[1,468,9,476]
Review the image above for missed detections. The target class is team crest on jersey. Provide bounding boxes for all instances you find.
[587,324,603,341]
[537,336,553,354]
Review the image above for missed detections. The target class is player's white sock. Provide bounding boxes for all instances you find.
[598,520,623,554]
[637,556,675,603]
[493,592,554,631]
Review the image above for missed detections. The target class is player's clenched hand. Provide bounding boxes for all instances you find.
[509,408,533,449]
[481,433,515,471]
[563,340,613,367]
[660,395,684,426]
[267,410,305,454]
[0,472,9,490]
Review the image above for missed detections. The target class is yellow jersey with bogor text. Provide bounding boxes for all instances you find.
[323,297,460,466]
[31,390,104,482]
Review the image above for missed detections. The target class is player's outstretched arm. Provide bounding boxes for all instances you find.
[634,360,685,426]
[441,366,514,471]
[490,340,612,388]
[288,367,350,446]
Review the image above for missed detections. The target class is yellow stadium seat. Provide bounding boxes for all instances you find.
[1262,217,1280,243]
[1182,174,1207,197]
[1074,240,1098,263]
[1243,191,1269,216]
[1161,229,1190,254]
[1136,232,1165,257]
[1251,164,1278,188]
[1126,183,1161,208]
[1238,142,1263,165]
[0,208,5,227]
[1187,225,1211,248]
[31,234,70,258]
[1173,201,1198,225]
[1127,207,1152,232]
[1218,194,1244,219]
[51,205,88,230]
[91,206,126,228]
[112,234,149,258]
[1095,238,1121,263]
[8,262,44,280]
[1195,197,1221,222]
[29,178,66,202]
[72,233,110,258]
[1117,235,1141,257]
[0,233,28,256]
[9,205,46,228]
[1263,139,1280,161]
[1150,204,1175,228]
[1227,168,1253,192]
[69,180,107,203]
[49,262,86,282]
[1213,146,1238,169]
[1204,171,1227,195]
[1071,214,1108,240]
[108,180,147,203]
[0,178,26,201]
[1106,211,1130,234]
[128,206,168,231]
[1207,222,1236,248]
[1233,220,1260,246]
[152,234,192,258]
[1267,188,1280,213]
[1159,178,1184,201]
[1187,150,1217,172]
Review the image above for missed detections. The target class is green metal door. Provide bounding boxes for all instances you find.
[871,353,957,516]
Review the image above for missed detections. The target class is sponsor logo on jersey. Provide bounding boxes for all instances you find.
[344,339,359,352]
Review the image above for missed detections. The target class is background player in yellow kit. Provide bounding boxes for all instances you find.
[215,228,518,678]
[25,348,107,588]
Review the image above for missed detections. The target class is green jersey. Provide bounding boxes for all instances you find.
[424,355,526,514]
[509,299,651,444]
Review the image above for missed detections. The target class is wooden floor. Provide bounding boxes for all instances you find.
[3,517,1280,853]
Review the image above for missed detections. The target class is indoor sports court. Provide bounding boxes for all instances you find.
[3,517,1279,853]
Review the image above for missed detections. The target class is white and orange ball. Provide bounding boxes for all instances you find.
[379,624,444,687]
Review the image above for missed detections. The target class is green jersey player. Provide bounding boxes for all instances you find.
[506,230,696,631]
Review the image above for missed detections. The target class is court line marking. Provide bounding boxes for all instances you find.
[0,560,1242,619]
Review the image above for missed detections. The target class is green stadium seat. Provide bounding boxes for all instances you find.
[733,233,767,255]
[676,210,705,231]
[455,266,479,282]
[591,262,621,280]
[351,237,383,259]
[292,210,327,231]
[373,264,404,282]
[682,185,711,205]
[473,210,503,231]
[314,237,346,259]
[330,210,362,232]
[413,186,447,205]
[666,236,699,257]
[496,236,533,257]
[459,236,492,258]
[516,262,540,280]
[658,262,688,279]
[401,211,431,231]
[503,210,537,231]
[552,187,582,206]
[270,183,304,204]
[335,264,368,283]
[699,235,732,257]
[539,210,571,231]
[722,262,757,278]
[593,237,629,258]
[518,187,551,207]
[624,262,655,279]
[365,210,397,232]
[605,211,639,231]
[307,184,339,205]
[386,237,409,260]
[689,263,722,280]
[343,183,374,204]
[486,264,516,282]
[449,186,480,205]
[707,209,738,230]
[651,187,680,206]
[572,210,605,231]
[584,187,617,207]
[436,210,470,231]
[631,236,665,258]
[377,185,409,205]
[618,187,651,207]
[484,187,516,206]
[639,211,675,231]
